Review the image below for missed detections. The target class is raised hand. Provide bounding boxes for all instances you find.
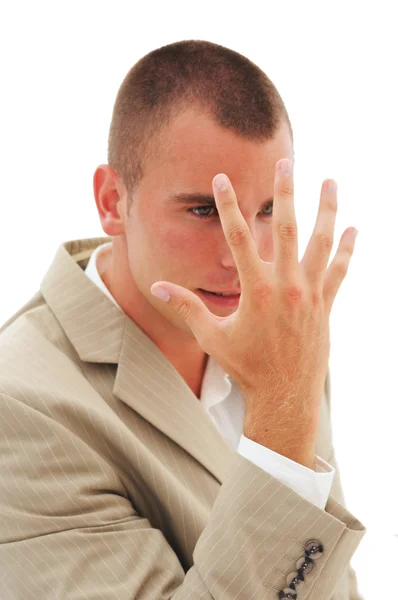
[151,159,358,467]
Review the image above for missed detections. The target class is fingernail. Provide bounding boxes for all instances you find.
[151,287,170,302]
[279,159,292,176]
[327,180,337,194]
[352,228,359,240]
[214,174,229,191]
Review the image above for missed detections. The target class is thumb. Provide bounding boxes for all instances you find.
[150,282,215,344]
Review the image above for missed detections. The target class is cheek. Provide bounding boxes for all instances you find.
[157,227,207,266]
[147,212,207,259]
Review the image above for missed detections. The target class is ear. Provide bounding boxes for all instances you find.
[93,164,126,236]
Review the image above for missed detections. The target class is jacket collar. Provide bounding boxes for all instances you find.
[40,237,235,483]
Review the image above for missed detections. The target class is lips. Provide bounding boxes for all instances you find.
[199,289,241,296]
[197,289,241,307]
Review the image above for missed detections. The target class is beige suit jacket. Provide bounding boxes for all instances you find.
[0,236,366,599]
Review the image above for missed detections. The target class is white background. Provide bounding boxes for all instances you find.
[0,2,397,598]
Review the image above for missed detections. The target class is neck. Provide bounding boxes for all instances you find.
[97,240,208,397]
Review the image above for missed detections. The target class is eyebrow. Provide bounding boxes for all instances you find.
[169,192,273,209]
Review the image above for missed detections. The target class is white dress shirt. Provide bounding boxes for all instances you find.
[84,242,335,509]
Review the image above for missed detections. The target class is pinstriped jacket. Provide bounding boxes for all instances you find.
[0,236,366,599]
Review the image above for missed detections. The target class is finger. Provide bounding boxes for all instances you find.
[273,158,299,280]
[301,179,338,287]
[150,281,221,352]
[323,227,358,315]
[212,173,264,292]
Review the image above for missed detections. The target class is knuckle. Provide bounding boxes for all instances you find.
[325,195,338,211]
[333,259,349,277]
[175,300,191,320]
[220,195,236,208]
[252,279,273,302]
[314,232,333,253]
[277,222,297,239]
[278,182,294,197]
[227,225,249,246]
[310,288,322,307]
[284,283,303,302]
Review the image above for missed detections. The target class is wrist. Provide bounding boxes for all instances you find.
[243,423,317,471]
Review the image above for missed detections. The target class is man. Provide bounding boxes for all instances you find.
[0,40,366,599]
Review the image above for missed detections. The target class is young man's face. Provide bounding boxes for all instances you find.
[106,108,294,333]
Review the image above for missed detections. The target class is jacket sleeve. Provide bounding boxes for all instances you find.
[0,391,366,600]
[321,368,366,600]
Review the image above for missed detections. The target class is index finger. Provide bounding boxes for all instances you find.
[212,173,264,291]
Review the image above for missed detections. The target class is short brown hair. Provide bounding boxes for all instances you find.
[107,40,293,209]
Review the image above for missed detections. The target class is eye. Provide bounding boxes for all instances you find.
[262,202,273,216]
[189,206,217,219]
[188,202,273,220]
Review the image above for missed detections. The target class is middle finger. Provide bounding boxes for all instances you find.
[273,158,299,281]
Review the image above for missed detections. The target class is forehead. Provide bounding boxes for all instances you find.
[140,108,294,197]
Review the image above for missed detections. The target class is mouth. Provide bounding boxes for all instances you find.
[197,288,241,307]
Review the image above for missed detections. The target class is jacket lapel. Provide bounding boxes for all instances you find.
[40,237,234,484]
[113,316,235,482]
